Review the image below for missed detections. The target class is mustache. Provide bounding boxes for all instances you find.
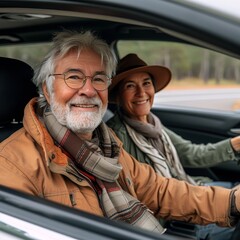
[68,97,102,106]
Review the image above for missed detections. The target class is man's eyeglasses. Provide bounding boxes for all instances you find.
[49,70,112,91]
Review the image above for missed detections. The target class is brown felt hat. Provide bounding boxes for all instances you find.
[109,53,171,103]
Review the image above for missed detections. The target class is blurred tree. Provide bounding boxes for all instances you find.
[199,50,210,83]
[118,41,239,85]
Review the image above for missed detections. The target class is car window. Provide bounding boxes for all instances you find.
[117,41,240,112]
[0,43,51,68]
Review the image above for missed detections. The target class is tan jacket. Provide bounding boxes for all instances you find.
[0,98,234,227]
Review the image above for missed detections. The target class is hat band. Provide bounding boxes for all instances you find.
[116,64,146,75]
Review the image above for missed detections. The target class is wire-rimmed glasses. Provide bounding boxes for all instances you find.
[49,70,112,91]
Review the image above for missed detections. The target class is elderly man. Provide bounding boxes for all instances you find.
[0,30,239,237]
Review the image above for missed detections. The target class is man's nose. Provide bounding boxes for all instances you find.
[77,78,96,96]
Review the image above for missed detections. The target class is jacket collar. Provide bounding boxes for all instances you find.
[23,98,68,167]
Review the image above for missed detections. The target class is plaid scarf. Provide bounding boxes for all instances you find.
[43,105,165,233]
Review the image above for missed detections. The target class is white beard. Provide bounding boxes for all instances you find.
[50,94,107,133]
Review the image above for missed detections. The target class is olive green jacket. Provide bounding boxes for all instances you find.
[107,112,238,182]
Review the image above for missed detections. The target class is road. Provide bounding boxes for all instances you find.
[153,88,240,111]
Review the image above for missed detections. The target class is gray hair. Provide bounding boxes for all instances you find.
[32,30,117,108]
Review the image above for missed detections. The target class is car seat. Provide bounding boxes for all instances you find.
[0,57,37,141]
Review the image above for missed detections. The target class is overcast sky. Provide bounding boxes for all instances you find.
[185,0,240,19]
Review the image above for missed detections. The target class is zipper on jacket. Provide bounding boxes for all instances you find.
[69,193,76,206]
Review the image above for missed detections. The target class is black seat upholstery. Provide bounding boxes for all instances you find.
[0,57,37,141]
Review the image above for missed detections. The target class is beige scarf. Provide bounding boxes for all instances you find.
[122,111,196,185]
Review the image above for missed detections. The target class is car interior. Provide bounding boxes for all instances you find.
[0,1,239,239]
[0,57,37,142]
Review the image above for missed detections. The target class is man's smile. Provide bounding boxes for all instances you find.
[71,103,98,108]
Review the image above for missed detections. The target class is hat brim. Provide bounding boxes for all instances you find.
[109,65,171,103]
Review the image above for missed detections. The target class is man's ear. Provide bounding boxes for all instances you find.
[42,82,50,104]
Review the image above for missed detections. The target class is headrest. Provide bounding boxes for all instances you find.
[0,57,37,125]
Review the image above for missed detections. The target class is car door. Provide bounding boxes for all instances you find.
[152,105,240,183]
[0,186,194,240]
